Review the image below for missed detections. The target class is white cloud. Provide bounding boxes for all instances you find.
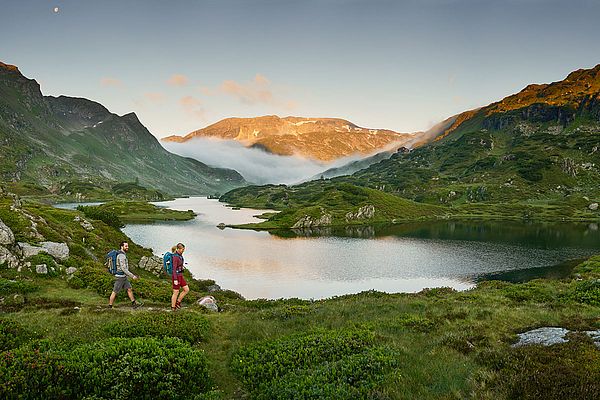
[163,138,371,185]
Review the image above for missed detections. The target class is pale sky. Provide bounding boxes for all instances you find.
[2,0,600,137]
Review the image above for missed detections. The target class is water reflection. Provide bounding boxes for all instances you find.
[272,220,600,250]
[115,197,600,299]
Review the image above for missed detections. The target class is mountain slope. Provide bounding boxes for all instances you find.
[0,62,245,196]
[163,115,416,161]
[221,64,600,227]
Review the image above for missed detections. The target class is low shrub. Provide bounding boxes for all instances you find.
[77,205,124,229]
[392,313,435,332]
[257,347,400,400]
[104,312,210,344]
[0,337,213,400]
[568,279,600,306]
[0,278,39,295]
[490,336,600,400]
[0,319,37,351]
[24,254,60,277]
[68,264,114,296]
[231,329,375,389]
[502,281,556,303]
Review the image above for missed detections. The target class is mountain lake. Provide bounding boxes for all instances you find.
[57,197,600,300]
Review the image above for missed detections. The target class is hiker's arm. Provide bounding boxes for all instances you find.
[118,254,136,279]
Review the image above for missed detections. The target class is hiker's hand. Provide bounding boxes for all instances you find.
[134,275,139,280]
[174,280,178,286]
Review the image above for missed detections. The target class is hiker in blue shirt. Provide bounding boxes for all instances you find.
[108,241,142,308]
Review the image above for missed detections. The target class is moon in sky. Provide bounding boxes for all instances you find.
[53,7,59,13]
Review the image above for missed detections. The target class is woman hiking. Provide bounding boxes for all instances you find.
[171,243,189,311]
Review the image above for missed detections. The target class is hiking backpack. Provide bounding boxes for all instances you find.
[105,250,120,275]
[163,252,174,276]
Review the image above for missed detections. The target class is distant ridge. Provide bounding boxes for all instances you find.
[163,115,417,161]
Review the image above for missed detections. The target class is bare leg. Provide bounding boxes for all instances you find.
[109,291,117,306]
[171,289,179,308]
[127,288,135,302]
[177,285,190,303]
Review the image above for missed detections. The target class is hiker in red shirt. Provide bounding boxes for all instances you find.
[171,242,189,311]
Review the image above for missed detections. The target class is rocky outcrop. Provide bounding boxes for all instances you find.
[138,255,163,276]
[41,242,69,260]
[18,241,69,260]
[0,245,19,268]
[74,216,94,231]
[0,218,15,245]
[345,205,375,222]
[291,212,332,228]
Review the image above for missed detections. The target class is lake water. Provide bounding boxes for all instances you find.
[106,197,600,300]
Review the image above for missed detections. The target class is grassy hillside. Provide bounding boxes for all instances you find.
[221,65,600,228]
[1,192,600,399]
[0,62,245,198]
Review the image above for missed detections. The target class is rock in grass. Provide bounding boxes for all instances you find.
[0,245,19,268]
[589,203,599,211]
[0,219,15,245]
[513,327,569,347]
[41,242,69,260]
[36,264,48,274]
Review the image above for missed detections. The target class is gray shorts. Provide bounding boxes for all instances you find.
[113,276,132,293]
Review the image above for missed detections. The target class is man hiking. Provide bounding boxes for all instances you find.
[108,241,143,309]
[171,242,190,311]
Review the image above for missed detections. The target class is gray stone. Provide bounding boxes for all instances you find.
[198,295,218,312]
[585,330,600,347]
[36,264,48,274]
[0,245,19,268]
[18,242,45,258]
[75,216,95,231]
[66,267,78,275]
[0,219,15,245]
[589,203,599,211]
[207,284,222,293]
[513,327,569,347]
[40,242,69,260]
[138,255,163,276]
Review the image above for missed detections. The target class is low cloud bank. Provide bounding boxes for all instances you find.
[162,138,382,185]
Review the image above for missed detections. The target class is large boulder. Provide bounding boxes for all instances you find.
[18,241,70,260]
[0,219,15,245]
[18,242,45,258]
[41,242,69,260]
[138,255,163,276]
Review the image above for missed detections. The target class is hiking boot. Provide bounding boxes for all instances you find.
[108,304,113,309]
[175,301,182,310]
[131,300,143,309]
